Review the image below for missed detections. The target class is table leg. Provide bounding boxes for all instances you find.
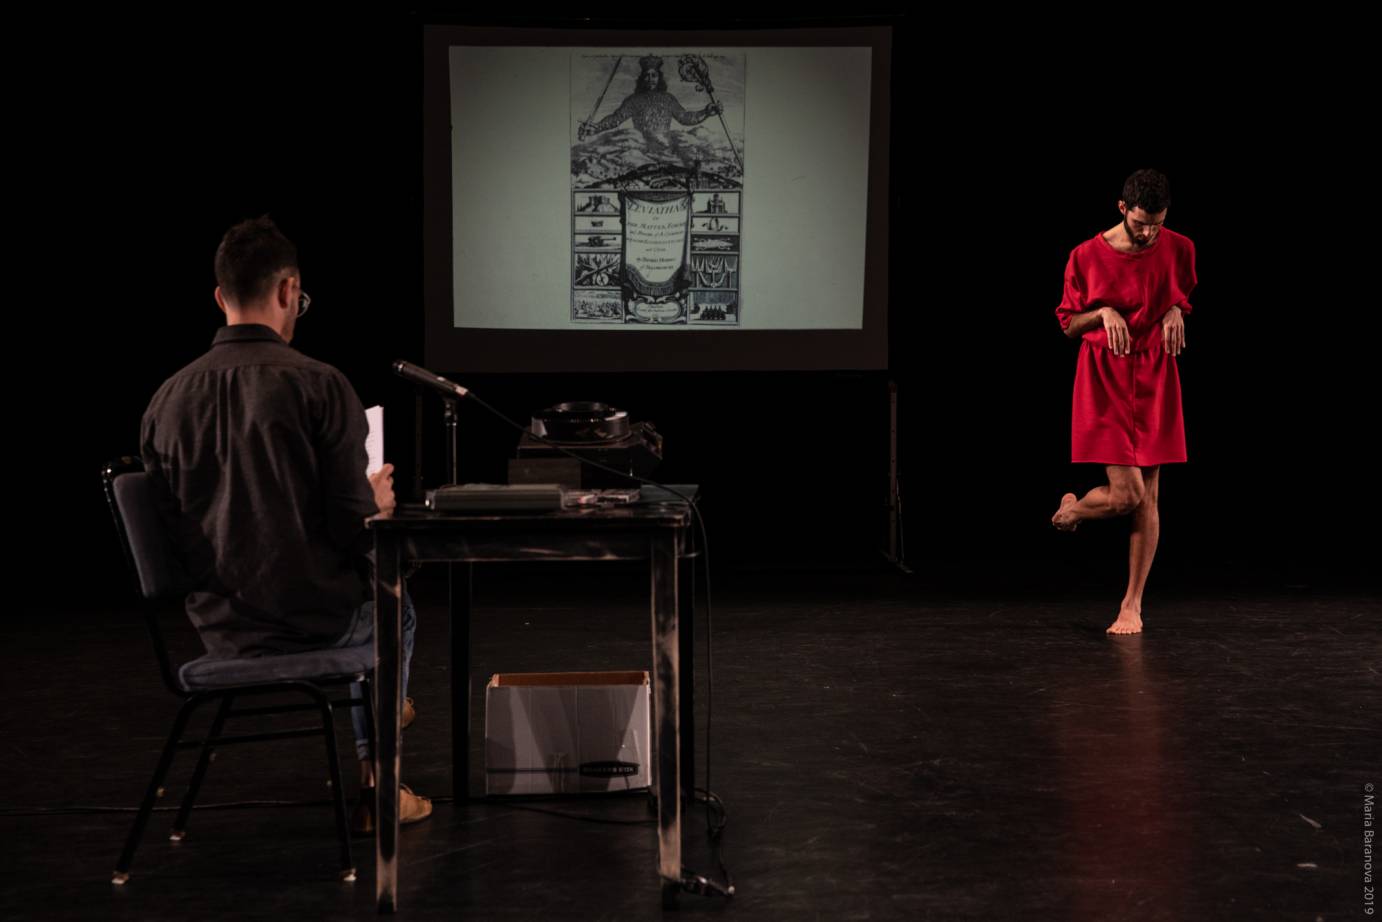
[650,532,681,885]
[374,533,403,913]
[678,551,695,801]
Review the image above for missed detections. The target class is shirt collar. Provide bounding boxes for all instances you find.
[212,323,289,347]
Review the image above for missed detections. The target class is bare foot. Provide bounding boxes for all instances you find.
[1052,493,1080,531]
[1106,608,1143,634]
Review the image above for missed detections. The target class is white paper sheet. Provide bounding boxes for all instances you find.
[365,405,384,475]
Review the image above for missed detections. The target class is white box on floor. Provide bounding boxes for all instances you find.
[484,671,652,795]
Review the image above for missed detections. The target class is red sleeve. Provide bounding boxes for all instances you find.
[1174,237,1197,318]
[1055,249,1087,331]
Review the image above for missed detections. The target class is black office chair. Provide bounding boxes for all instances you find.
[102,456,376,884]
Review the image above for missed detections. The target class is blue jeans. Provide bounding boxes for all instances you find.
[331,591,417,761]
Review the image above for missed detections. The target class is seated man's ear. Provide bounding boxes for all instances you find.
[275,275,296,313]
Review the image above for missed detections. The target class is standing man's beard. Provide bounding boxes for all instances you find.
[1125,216,1155,248]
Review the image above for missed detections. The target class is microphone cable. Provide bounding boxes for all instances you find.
[406,376,734,899]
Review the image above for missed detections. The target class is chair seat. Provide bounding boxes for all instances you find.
[178,642,375,692]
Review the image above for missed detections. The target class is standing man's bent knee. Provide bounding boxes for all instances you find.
[1109,481,1146,515]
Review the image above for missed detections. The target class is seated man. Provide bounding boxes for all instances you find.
[141,215,429,830]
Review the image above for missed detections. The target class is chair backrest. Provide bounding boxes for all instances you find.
[103,457,185,601]
[103,457,191,696]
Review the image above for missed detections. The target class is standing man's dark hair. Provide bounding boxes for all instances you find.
[1121,169,1171,214]
[214,216,298,306]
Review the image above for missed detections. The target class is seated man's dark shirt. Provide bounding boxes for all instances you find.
[141,324,377,657]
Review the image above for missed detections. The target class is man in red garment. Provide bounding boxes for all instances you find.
[1050,169,1197,634]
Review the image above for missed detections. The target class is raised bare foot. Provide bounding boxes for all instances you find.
[1106,607,1143,634]
[1052,493,1080,531]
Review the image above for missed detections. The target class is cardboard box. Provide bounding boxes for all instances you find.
[484,671,652,795]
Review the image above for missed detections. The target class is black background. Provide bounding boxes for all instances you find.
[30,13,1375,602]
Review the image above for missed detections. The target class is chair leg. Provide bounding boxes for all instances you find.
[359,676,377,761]
[309,686,355,881]
[171,695,233,840]
[113,696,206,884]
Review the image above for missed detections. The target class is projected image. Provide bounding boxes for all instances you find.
[573,291,622,321]
[689,290,737,324]
[691,254,738,288]
[693,214,738,233]
[572,51,745,325]
[446,44,873,342]
[574,252,621,287]
[691,235,736,252]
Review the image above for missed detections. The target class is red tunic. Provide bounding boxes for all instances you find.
[1056,227,1197,466]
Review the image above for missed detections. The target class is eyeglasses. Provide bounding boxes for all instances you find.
[297,291,312,318]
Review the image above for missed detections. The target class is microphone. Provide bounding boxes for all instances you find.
[392,360,470,400]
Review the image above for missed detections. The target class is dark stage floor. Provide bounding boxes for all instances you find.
[2,566,1376,920]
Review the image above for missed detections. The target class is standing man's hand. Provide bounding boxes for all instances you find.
[1161,305,1186,356]
[369,463,397,517]
[1101,307,1132,356]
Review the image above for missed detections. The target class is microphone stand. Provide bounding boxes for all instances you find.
[442,397,460,486]
[437,394,469,788]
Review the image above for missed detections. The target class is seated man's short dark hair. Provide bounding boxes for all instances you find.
[215,216,298,306]
[1122,169,1171,214]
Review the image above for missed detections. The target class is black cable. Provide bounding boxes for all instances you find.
[457,391,718,821]
[690,787,734,896]
[427,386,735,896]
[25,391,737,888]
[0,799,341,817]
[7,792,731,893]
[693,788,727,838]
[0,790,695,827]
[430,795,655,826]
[460,391,702,510]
